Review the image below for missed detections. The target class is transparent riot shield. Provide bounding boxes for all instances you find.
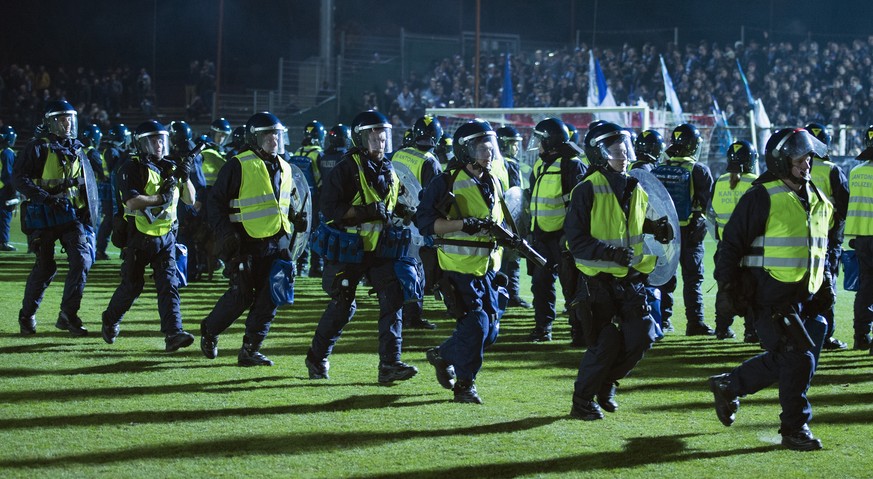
[630,168,680,286]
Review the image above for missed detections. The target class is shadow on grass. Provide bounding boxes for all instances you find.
[351,433,781,479]
[0,412,563,469]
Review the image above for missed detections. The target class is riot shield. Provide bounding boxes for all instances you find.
[503,186,524,227]
[288,162,313,262]
[630,169,680,287]
[392,162,426,260]
[78,150,100,227]
[705,205,718,240]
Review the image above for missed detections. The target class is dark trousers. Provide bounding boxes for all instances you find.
[308,255,404,363]
[659,224,705,325]
[573,275,658,400]
[95,181,115,255]
[531,234,575,331]
[104,233,183,335]
[202,252,280,345]
[853,236,873,337]
[500,248,522,299]
[0,205,12,243]
[22,222,93,318]
[438,270,500,382]
[725,305,826,433]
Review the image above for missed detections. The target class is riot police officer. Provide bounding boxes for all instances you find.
[319,124,351,183]
[225,126,246,159]
[291,120,325,276]
[0,126,18,251]
[711,140,759,341]
[95,124,131,260]
[200,112,306,366]
[802,122,849,350]
[495,126,530,308]
[526,117,587,342]
[14,101,96,336]
[168,120,209,281]
[709,127,832,451]
[391,114,444,330]
[630,129,664,172]
[417,119,507,404]
[652,123,715,335]
[101,120,197,351]
[434,133,454,167]
[304,110,418,383]
[567,122,669,420]
[847,125,873,352]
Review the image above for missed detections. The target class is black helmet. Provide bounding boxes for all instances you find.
[0,126,17,147]
[134,120,169,158]
[230,126,246,148]
[764,128,827,179]
[106,124,131,149]
[583,121,633,167]
[81,124,102,148]
[725,140,758,174]
[804,122,831,147]
[665,123,701,157]
[211,118,232,146]
[303,120,325,147]
[44,100,78,139]
[351,110,392,155]
[857,125,873,161]
[530,117,569,154]
[167,120,193,147]
[634,129,664,164]
[453,119,496,166]
[434,133,454,163]
[412,115,443,148]
[495,125,523,156]
[245,112,286,156]
[566,123,580,144]
[326,124,351,151]
[401,128,414,148]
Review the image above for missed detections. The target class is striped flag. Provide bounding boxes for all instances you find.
[659,55,685,123]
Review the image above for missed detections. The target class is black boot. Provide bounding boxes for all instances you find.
[101,312,120,344]
[56,311,88,337]
[453,380,483,404]
[781,424,823,451]
[18,311,36,336]
[426,347,456,389]
[527,327,552,342]
[165,330,195,352]
[597,382,618,413]
[715,327,735,340]
[708,373,739,426]
[378,360,418,383]
[570,396,604,420]
[238,338,273,366]
[200,321,218,359]
[305,352,330,379]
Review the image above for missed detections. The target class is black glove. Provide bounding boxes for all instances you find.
[602,245,633,266]
[176,158,193,182]
[59,177,80,190]
[687,214,707,243]
[353,202,388,223]
[291,210,308,232]
[718,280,749,317]
[849,238,856,249]
[394,202,416,224]
[157,177,177,204]
[644,216,674,244]
[44,196,67,210]
[461,217,490,235]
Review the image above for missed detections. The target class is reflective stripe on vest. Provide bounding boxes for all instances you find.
[201,148,226,187]
[341,154,399,252]
[741,181,832,293]
[573,171,656,277]
[531,156,567,232]
[227,151,293,239]
[810,158,836,203]
[123,159,179,236]
[711,173,756,231]
[437,168,503,275]
[34,140,85,210]
[846,162,873,237]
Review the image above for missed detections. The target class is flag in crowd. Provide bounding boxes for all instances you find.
[659,55,685,123]
[587,51,623,124]
[501,53,514,108]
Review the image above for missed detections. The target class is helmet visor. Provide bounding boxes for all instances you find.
[775,129,828,162]
[46,111,78,139]
[359,126,392,158]
[254,126,286,156]
[526,131,544,152]
[137,132,169,158]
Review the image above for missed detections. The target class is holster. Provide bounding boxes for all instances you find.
[568,275,596,343]
[773,305,815,351]
[311,221,364,264]
[435,276,465,320]
[111,214,129,248]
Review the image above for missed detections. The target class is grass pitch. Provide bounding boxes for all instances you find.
[0,228,870,478]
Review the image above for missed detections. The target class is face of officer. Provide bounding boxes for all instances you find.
[502,139,519,158]
[256,130,281,157]
[470,136,495,171]
[361,128,388,160]
[785,152,812,189]
[602,134,636,173]
[140,134,167,159]
[49,113,76,139]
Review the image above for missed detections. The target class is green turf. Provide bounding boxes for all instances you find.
[0,225,870,478]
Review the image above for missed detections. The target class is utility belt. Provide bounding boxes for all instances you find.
[433,238,498,251]
[311,220,412,264]
[22,198,78,231]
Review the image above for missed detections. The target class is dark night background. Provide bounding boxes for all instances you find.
[4,0,873,95]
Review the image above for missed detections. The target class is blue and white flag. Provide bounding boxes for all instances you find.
[659,55,685,123]
[587,51,622,124]
[500,53,514,108]
[736,59,756,108]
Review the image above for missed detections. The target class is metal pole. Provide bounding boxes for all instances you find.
[591,0,598,47]
[474,0,481,108]
[674,27,678,45]
[214,0,224,119]
[749,109,757,153]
